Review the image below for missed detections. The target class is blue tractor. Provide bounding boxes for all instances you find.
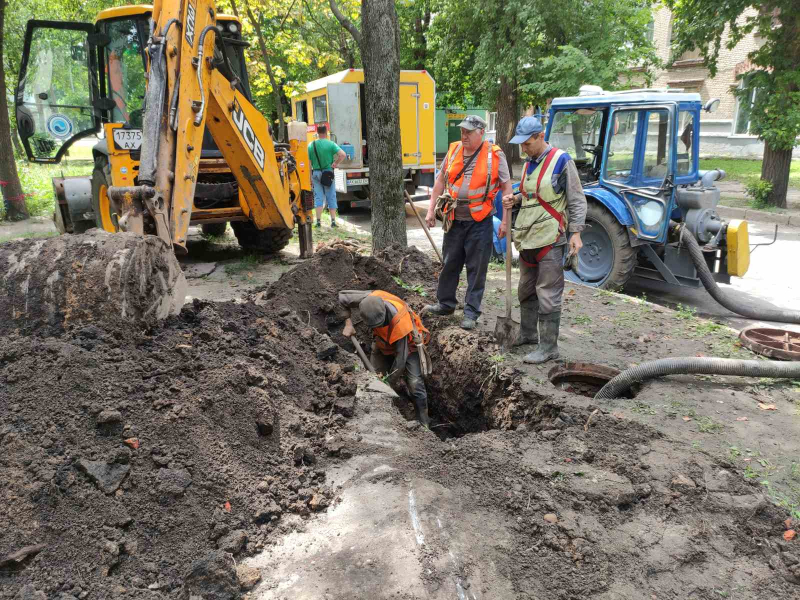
[538,87,750,291]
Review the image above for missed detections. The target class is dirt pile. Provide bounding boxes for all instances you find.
[400,333,800,598]
[251,243,437,349]
[0,231,186,338]
[0,299,359,599]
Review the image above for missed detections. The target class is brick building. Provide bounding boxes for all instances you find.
[637,6,798,159]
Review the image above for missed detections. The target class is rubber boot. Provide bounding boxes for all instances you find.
[514,299,539,346]
[523,311,560,364]
[415,396,431,427]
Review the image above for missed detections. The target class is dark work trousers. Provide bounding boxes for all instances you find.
[518,244,565,315]
[370,347,427,408]
[436,217,493,320]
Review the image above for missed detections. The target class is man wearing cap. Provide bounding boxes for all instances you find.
[339,289,431,426]
[499,116,586,363]
[423,115,513,330]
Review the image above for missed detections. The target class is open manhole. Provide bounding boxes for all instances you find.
[548,362,637,399]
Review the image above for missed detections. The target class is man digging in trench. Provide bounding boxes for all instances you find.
[339,290,432,426]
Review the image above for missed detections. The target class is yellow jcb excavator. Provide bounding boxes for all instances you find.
[16,0,314,259]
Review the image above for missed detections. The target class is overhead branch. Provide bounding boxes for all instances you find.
[328,0,361,49]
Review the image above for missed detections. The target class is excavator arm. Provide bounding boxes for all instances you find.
[109,0,313,256]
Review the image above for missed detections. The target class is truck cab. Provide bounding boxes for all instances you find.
[545,87,748,290]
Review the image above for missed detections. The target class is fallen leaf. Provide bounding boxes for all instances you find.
[744,458,752,462]
[564,458,573,463]
[612,412,625,419]
[682,416,692,422]
[567,289,576,296]
[123,438,140,450]
[784,530,796,542]
[695,353,705,357]
[224,501,231,513]
[736,417,749,422]
[785,518,793,530]
[758,403,777,411]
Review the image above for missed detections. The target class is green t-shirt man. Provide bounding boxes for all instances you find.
[309,138,343,171]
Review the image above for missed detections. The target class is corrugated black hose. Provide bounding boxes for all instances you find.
[595,357,800,400]
[677,222,800,324]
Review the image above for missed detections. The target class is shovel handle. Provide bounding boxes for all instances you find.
[504,206,513,320]
[350,335,376,373]
[405,190,443,264]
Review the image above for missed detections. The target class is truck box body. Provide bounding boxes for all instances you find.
[291,69,436,203]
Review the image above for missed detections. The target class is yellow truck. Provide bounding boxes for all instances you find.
[291,69,436,209]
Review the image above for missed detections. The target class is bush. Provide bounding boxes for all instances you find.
[745,178,774,210]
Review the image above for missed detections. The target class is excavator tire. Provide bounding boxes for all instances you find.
[231,222,292,253]
[91,155,119,233]
[201,223,228,237]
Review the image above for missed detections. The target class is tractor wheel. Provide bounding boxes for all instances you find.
[90,155,119,233]
[201,223,227,237]
[231,221,292,253]
[565,200,636,290]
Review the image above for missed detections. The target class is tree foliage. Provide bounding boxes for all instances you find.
[667,0,799,207]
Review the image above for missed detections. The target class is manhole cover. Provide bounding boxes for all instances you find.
[739,327,800,361]
[548,362,635,398]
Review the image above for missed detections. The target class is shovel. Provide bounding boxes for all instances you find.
[404,190,443,264]
[350,335,376,373]
[494,207,520,351]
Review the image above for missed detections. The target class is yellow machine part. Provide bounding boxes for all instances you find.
[726,219,750,277]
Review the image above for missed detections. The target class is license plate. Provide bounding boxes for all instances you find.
[112,129,142,150]
[347,178,369,186]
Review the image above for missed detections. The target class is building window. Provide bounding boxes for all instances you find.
[487,112,497,132]
[734,77,759,135]
[670,20,703,62]
[645,18,655,44]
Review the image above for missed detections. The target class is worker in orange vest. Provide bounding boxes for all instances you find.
[423,115,514,330]
[340,290,432,426]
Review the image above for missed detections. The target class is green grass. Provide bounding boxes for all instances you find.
[0,230,59,244]
[224,254,264,277]
[675,303,697,320]
[0,160,93,222]
[700,158,800,189]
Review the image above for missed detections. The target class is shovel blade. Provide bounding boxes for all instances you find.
[494,315,521,351]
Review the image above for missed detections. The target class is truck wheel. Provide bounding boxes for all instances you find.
[565,200,636,290]
[201,223,227,237]
[91,155,118,233]
[231,222,292,253]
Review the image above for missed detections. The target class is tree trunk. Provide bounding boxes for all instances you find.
[496,75,519,178]
[244,0,286,142]
[411,2,430,70]
[761,143,792,209]
[361,0,406,250]
[0,0,28,221]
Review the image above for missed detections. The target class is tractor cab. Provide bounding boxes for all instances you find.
[16,5,251,164]
[544,87,744,290]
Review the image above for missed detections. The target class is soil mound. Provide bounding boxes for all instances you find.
[0,231,186,338]
[0,300,358,598]
[252,243,437,348]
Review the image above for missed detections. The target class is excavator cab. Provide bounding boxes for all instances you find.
[16,3,314,256]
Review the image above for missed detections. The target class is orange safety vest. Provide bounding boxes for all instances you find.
[369,291,431,356]
[444,140,502,223]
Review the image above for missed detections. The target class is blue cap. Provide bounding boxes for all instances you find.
[509,116,543,144]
